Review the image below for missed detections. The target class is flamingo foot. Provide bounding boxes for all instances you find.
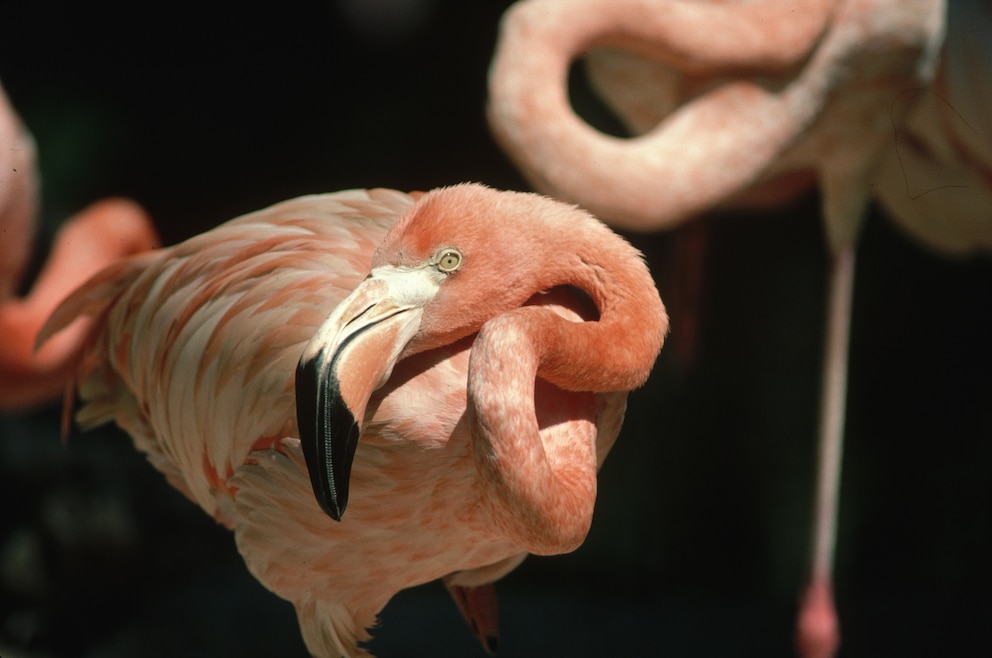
[443,578,500,654]
[796,577,840,658]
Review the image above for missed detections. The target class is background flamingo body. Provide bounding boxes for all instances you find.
[39,184,666,657]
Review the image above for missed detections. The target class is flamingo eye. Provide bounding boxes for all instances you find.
[435,247,462,273]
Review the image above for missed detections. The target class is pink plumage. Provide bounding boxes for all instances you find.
[39,183,667,657]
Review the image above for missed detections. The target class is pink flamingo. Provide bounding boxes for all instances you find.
[488,1,992,656]
[0,84,159,411]
[39,183,667,657]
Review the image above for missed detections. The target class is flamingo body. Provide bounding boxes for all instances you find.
[41,184,667,657]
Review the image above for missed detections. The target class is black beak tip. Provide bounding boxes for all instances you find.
[296,353,360,523]
[319,495,346,522]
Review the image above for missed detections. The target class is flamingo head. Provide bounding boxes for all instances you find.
[296,183,651,521]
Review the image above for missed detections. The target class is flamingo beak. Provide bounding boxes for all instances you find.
[296,266,441,521]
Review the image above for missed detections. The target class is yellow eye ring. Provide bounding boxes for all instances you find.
[435,247,462,273]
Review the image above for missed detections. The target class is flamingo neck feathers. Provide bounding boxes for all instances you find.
[528,236,667,393]
[377,184,666,554]
[466,209,667,555]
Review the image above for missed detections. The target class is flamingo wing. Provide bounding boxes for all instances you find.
[39,189,412,521]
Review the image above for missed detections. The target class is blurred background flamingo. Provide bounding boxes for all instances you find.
[1,1,990,656]
[0,84,159,411]
[489,0,991,656]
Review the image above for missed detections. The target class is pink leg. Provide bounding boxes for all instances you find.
[0,198,159,411]
[443,577,500,654]
[796,244,855,658]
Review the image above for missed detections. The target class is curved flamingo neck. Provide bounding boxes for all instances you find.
[488,0,942,232]
[468,312,598,555]
[530,227,667,392]
[487,0,835,231]
[466,234,666,553]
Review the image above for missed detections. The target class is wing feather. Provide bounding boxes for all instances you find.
[44,189,415,519]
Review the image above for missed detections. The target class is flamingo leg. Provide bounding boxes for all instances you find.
[798,243,855,658]
[443,578,500,655]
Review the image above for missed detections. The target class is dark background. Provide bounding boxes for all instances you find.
[1,1,989,656]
